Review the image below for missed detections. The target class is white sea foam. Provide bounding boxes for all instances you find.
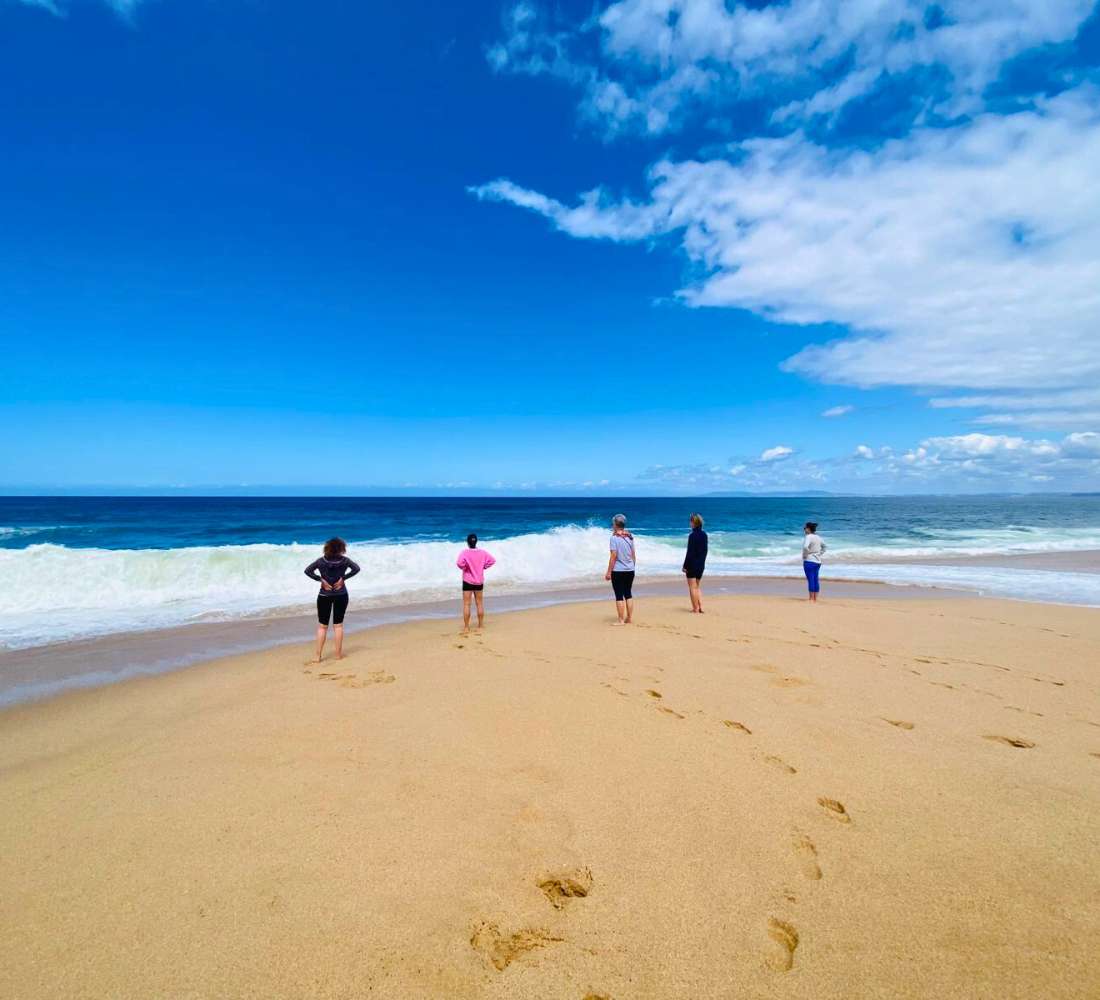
[1,524,1098,649]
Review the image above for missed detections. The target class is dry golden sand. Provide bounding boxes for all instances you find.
[2,595,1099,999]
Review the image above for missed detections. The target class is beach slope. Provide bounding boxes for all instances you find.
[2,596,1099,999]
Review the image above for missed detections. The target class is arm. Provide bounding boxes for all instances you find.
[483,552,496,570]
[456,553,468,570]
[342,558,361,580]
[605,549,617,580]
[304,559,322,582]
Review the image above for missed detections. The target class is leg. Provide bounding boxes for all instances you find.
[611,572,626,623]
[623,572,635,623]
[694,579,704,613]
[462,591,472,632]
[685,574,695,610]
[312,596,330,662]
[331,593,349,657]
[474,590,485,629]
[624,597,634,624]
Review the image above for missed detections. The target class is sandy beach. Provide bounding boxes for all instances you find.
[2,594,1099,999]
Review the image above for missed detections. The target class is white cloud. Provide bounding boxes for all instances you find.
[490,1,1097,135]
[929,388,1100,430]
[822,405,854,418]
[760,445,794,463]
[1063,431,1100,458]
[17,0,141,16]
[639,430,1100,493]
[472,86,1100,396]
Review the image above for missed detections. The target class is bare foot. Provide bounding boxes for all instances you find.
[306,658,322,665]
[334,654,346,661]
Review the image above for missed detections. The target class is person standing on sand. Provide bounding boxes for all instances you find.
[605,513,636,625]
[802,521,826,603]
[457,533,495,633]
[683,513,708,613]
[304,538,361,662]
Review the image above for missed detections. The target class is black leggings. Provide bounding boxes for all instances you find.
[611,570,635,601]
[317,592,349,625]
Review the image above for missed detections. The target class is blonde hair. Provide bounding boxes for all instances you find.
[690,513,704,529]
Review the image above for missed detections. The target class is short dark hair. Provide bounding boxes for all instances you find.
[804,522,818,533]
[467,533,478,548]
[324,537,347,558]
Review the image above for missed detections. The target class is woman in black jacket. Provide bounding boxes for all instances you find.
[683,513,708,613]
[304,537,361,662]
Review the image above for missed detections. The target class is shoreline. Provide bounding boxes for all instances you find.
[0,575,968,708]
[2,594,1098,998]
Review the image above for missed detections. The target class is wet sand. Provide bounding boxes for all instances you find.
[2,595,1099,999]
[0,576,963,707]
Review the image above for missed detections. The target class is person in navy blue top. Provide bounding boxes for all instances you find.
[683,513,709,613]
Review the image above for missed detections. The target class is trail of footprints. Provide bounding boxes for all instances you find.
[475,633,1068,982]
[304,667,395,688]
[595,673,859,977]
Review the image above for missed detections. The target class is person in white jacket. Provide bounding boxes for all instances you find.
[802,522,826,602]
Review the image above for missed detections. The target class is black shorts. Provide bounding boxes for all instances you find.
[462,581,484,592]
[317,591,349,625]
[611,570,635,601]
[684,566,705,580]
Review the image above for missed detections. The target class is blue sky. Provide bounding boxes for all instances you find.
[1,0,1099,494]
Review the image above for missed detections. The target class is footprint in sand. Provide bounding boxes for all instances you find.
[764,755,797,774]
[470,922,563,971]
[537,868,593,909]
[644,689,662,699]
[656,705,686,719]
[793,833,822,880]
[929,681,955,690]
[881,718,915,730]
[817,797,851,824]
[771,675,809,688]
[317,670,396,688]
[722,720,752,735]
[983,734,1036,749]
[582,994,611,1000]
[1005,706,1043,717]
[765,918,799,972]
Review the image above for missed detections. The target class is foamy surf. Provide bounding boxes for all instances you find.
[2,522,1100,649]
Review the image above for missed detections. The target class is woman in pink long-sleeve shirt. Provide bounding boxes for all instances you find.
[457,533,496,633]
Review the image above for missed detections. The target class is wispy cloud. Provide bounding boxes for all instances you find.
[821,405,854,418]
[17,0,142,17]
[488,1,1097,137]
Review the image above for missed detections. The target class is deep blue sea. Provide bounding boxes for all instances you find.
[2,494,1099,649]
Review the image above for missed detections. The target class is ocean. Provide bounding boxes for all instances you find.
[3,494,1100,653]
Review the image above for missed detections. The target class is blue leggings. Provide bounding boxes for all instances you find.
[803,560,821,593]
